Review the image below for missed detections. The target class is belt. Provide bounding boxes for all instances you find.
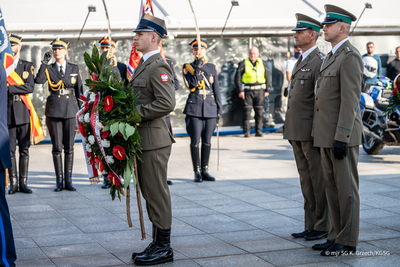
[244,84,266,90]
[195,90,213,95]
[9,94,22,102]
[51,89,74,95]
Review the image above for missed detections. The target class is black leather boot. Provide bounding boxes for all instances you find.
[8,156,18,194]
[64,153,76,191]
[201,144,215,181]
[19,156,32,193]
[101,176,111,189]
[132,225,156,259]
[134,227,173,265]
[190,146,202,182]
[53,154,63,192]
[254,106,264,136]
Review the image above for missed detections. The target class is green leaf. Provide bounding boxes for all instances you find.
[115,91,127,99]
[123,159,132,189]
[109,86,118,91]
[110,122,119,136]
[99,51,107,71]
[125,124,136,139]
[103,124,110,132]
[119,122,128,140]
[84,52,96,74]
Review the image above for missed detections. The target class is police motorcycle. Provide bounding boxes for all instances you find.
[360,56,400,155]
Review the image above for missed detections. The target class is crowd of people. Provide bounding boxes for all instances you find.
[1,3,400,266]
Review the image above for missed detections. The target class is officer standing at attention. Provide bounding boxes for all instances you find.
[130,14,175,265]
[312,5,363,256]
[99,36,128,84]
[35,38,82,192]
[235,46,271,137]
[7,34,35,194]
[182,39,222,182]
[283,14,330,241]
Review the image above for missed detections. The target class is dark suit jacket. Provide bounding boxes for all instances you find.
[0,60,11,170]
[7,59,35,126]
[35,62,82,119]
[130,53,176,151]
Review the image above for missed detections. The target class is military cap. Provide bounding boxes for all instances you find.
[9,34,22,46]
[50,38,69,49]
[133,14,167,37]
[189,39,208,49]
[322,4,357,25]
[292,13,322,32]
[99,36,117,48]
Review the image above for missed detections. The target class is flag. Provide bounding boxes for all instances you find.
[0,7,24,86]
[127,0,166,80]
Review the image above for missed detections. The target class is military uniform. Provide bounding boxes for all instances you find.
[130,14,175,265]
[35,38,82,192]
[235,55,271,137]
[7,34,35,194]
[283,15,330,241]
[313,5,363,256]
[182,39,222,182]
[0,58,17,267]
[99,36,128,84]
[165,58,179,134]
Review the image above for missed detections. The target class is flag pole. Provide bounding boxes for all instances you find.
[188,0,201,49]
[101,0,113,58]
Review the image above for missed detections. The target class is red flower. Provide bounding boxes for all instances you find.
[85,102,90,110]
[81,95,88,103]
[101,129,109,138]
[108,172,121,186]
[393,88,398,98]
[79,124,87,137]
[92,74,98,81]
[112,145,126,160]
[94,157,104,172]
[104,96,113,112]
[117,131,123,137]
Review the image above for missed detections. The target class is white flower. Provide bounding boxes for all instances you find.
[84,89,90,98]
[95,122,104,130]
[78,115,84,122]
[84,113,90,123]
[89,92,96,102]
[88,135,95,145]
[85,144,92,152]
[105,155,114,164]
[101,139,110,148]
[102,170,108,175]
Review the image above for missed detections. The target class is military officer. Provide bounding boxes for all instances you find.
[7,34,35,194]
[235,47,271,137]
[312,5,363,256]
[99,36,128,84]
[35,38,82,192]
[130,14,175,265]
[283,15,331,241]
[182,39,222,182]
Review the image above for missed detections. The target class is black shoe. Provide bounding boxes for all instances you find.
[312,240,334,250]
[304,230,328,241]
[167,180,173,185]
[134,227,173,265]
[255,133,263,137]
[8,156,18,194]
[102,177,111,189]
[201,167,215,181]
[190,146,202,183]
[132,242,155,259]
[291,230,312,238]
[244,133,250,138]
[321,243,356,256]
[200,144,215,181]
[64,154,76,191]
[194,169,203,183]
[19,156,32,193]
[53,154,63,192]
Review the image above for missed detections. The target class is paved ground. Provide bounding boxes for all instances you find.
[7,133,400,266]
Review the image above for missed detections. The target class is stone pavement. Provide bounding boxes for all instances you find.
[7,133,400,267]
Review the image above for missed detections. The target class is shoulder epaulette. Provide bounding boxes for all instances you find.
[345,46,353,54]
[185,63,194,75]
[317,52,325,60]
[69,62,78,65]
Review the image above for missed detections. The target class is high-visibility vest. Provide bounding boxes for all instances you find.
[241,58,266,84]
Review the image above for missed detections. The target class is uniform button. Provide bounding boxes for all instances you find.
[288,106,290,109]
[66,96,69,99]
[347,135,350,138]
[315,97,318,100]
[328,73,330,75]
[148,123,151,126]
[289,96,291,99]
[302,75,305,78]
[317,85,320,88]
[316,108,319,111]
[291,86,293,89]
[58,95,60,98]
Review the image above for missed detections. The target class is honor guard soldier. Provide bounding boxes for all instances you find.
[283,15,331,241]
[235,46,272,137]
[7,34,35,194]
[35,38,83,192]
[99,36,128,84]
[130,14,175,265]
[182,39,222,182]
[312,5,362,256]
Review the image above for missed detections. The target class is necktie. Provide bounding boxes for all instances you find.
[60,66,64,77]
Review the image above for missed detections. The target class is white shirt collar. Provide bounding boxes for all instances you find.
[13,57,19,67]
[331,38,349,55]
[56,61,67,72]
[301,46,317,62]
[142,50,160,62]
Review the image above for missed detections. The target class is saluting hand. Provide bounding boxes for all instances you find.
[42,51,52,65]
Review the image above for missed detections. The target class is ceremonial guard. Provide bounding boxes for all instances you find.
[312,5,363,256]
[35,38,82,192]
[235,46,271,137]
[7,34,35,194]
[130,14,175,265]
[283,15,330,241]
[182,39,222,182]
[99,36,128,84]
